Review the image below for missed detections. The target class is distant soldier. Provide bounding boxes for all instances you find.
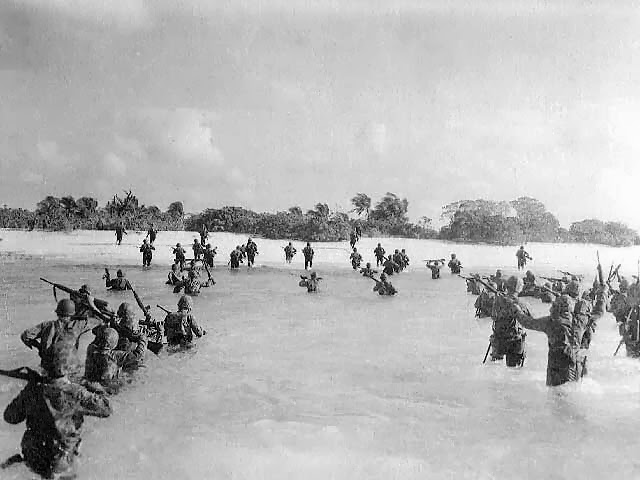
[173,243,186,270]
[164,295,206,347]
[426,260,445,279]
[246,238,259,268]
[115,223,127,245]
[203,244,217,268]
[229,246,243,269]
[174,269,201,296]
[392,249,404,272]
[302,242,314,270]
[516,246,532,270]
[284,242,297,263]
[520,270,537,297]
[447,254,462,274]
[360,263,377,278]
[355,224,362,240]
[350,247,363,270]
[383,255,398,276]
[373,273,397,296]
[146,224,157,245]
[349,231,358,249]
[4,342,112,479]
[299,271,322,293]
[192,239,203,261]
[140,239,155,267]
[374,243,386,267]
[166,263,183,286]
[400,249,410,270]
[103,268,133,291]
[489,276,528,367]
[199,224,209,245]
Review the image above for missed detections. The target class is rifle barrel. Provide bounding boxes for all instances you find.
[156,304,171,314]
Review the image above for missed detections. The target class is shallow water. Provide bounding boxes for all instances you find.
[1,230,640,479]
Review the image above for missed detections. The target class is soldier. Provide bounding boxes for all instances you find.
[199,224,209,245]
[115,223,127,245]
[229,246,242,270]
[104,268,133,291]
[360,262,377,278]
[140,239,155,267]
[539,282,556,303]
[192,239,203,261]
[490,269,506,292]
[84,326,147,386]
[426,260,444,279]
[4,341,112,479]
[383,255,398,276]
[474,281,496,318]
[146,224,157,245]
[516,245,532,270]
[392,249,404,272]
[615,280,640,357]
[349,231,357,249]
[488,276,528,367]
[174,269,201,296]
[72,284,114,323]
[302,242,314,270]
[466,274,483,295]
[203,244,217,268]
[166,263,183,286]
[373,273,397,296]
[20,299,89,376]
[164,295,206,347]
[447,253,462,274]
[284,242,297,263]
[374,243,386,267]
[173,243,186,270]
[299,271,322,293]
[400,249,410,270]
[520,270,537,297]
[350,247,363,270]
[246,238,258,268]
[514,284,609,386]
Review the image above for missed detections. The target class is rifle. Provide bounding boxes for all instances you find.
[39,278,112,320]
[203,262,216,286]
[558,270,583,280]
[0,366,43,382]
[613,338,624,357]
[596,251,604,287]
[157,305,171,314]
[540,276,565,283]
[457,274,474,282]
[482,341,492,364]
[608,264,622,284]
[474,277,502,296]
[538,284,561,298]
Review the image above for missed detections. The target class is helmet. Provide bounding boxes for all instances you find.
[117,302,136,320]
[176,243,181,247]
[171,263,179,271]
[194,239,199,243]
[188,269,197,279]
[505,275,523,294]
[353,247,357,252]
[178,295,193,310]
[310,271,317,278]
[380,273,387,280]
[565,280,581,298]
[525,270,533,278]
[451,253,456,259]
[550,295,574,320]
[143,239,148,244]
[116,269,124,278]
[55,299,76,317]
[79,284,92,295]
[366,263,371,268]
[495,269,502,277]
[96,327,119,351]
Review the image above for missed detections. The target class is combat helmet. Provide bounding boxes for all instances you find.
[55,299,76,317]
[505,275,523,294]
[565,280,581,298]
[95,327,119,351]
[178,295,193,311]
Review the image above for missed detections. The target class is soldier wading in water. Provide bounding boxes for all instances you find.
[488,275,528,367]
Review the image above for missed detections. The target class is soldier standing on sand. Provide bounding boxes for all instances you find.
[303,242,314,270]
[140,239,155,267]
[146,224,158,245]
[374,243,386,267]
[284,242,297,263]
[115,223,127,245]
[516,246,532,270]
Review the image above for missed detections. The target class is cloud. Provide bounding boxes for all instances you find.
[36,140,72,168]
[19,171,45,184]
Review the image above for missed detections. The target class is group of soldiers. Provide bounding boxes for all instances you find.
[460,257,635,387]
[3,266,208,478]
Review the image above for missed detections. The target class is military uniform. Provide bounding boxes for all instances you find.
[85,328,147,384]
[490,294,527,366]
[350,250,363,270]
[104,270,133,291]
[164,300,205,347]
[374,245,386,267]
[302,245,314,270]
[140,242,155,267]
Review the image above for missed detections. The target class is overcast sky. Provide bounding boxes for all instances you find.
[1,0,639,228]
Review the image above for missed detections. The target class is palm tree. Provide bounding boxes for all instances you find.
[350,193,371,220]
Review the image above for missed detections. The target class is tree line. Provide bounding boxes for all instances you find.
[1,192,638,247]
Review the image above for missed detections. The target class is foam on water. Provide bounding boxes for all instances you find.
[1,229,640,479]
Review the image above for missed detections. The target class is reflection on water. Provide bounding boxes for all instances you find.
[1,230,640,479]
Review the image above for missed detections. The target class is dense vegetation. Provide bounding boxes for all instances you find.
[1,192,638,247]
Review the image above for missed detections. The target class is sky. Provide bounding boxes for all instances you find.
[1,0,639,229]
